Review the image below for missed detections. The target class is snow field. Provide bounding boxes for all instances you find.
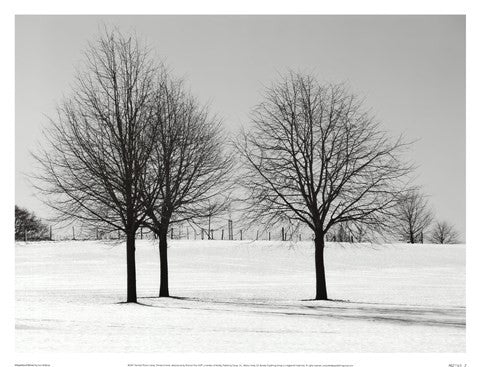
[15,240,465,352]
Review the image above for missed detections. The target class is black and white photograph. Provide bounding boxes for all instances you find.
[6,7,477,367]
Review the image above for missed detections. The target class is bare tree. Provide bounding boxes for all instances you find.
[395,189,434,243]
[142,77,233,297]
[197,198,234,240]
[236,72,412,300]
[33,29,162,303]
[429,221,460,244]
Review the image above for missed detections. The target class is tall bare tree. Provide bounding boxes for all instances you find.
[395,189,434,243]
[142,77,233,297]
[429,221,460,244]
[236,72,412,300]
[33,29,162,303]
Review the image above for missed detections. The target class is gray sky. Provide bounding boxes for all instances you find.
[15,15,465,238]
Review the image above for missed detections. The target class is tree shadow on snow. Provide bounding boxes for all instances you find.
[120,296,465,329]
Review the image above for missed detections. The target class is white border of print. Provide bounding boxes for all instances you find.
[3,1,476,367]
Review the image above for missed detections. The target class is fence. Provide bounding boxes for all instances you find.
[21,221,313,242]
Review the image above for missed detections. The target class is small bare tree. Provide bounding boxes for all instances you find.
[198,199,230,240]
[142,77,233,297]
[429,221,460,244]
[33,29,162,303]
[236,72,412,300]
[395,189,433,243]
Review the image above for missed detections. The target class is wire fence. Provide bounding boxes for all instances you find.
[18,221,314,243]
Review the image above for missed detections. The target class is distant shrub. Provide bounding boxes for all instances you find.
[15,205,49,241]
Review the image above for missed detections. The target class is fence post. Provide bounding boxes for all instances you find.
[269,232,271,241]
[228,219,233,240]
[281,227,284,241]
[73,227,76,240]
[240,229,243,241]
[221,229,224,240]
[50,226,52,241]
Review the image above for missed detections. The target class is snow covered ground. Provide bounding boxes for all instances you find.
[15,240,465,352]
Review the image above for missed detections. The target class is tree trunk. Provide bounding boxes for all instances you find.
[314,234,328,300]
[158,228,170,297]
[126,229,137,303]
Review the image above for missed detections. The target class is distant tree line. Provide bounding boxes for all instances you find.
[391,188,460,244]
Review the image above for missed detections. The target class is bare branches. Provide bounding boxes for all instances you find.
[141,75,234,233]
[429,221,460,244]
[32,28,162,234]
[394,189,434,243]
[236,71,413,238]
